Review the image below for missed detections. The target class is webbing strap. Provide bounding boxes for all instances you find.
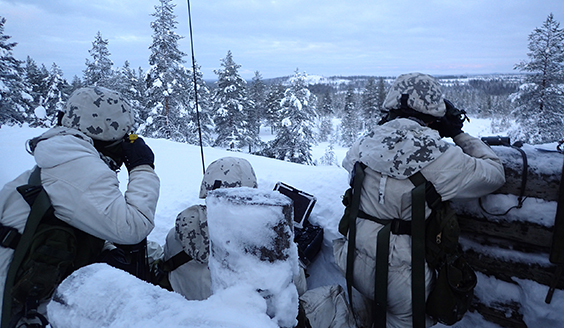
[345,162,365,319]
[410,172,428,328]
[374,222,390,327]
[162,251,193,272]
[1,167,51,328]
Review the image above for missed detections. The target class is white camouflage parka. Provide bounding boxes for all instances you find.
[333,118,505,328]
[0,127,160,314]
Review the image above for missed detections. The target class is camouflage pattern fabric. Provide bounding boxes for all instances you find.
[357,118,450,179]
[199,157,258,198]
[61,87,134,141]
[383,72,446,118]
[176,205,209,263]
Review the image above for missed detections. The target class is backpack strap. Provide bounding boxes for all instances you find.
[0,224,21,250]
[2,167,52,328]
[342,162,365,324]
[408,171,428,328]
[162,251,193,273]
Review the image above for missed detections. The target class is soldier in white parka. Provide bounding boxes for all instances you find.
[160,157,308,301]
[0,87,160,325]
[333,73,506,327]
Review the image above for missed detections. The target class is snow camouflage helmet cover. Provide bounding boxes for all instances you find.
[175,205,209,263]
[199,157,258,198]
[61,86,135,141]
[383,72,446,118]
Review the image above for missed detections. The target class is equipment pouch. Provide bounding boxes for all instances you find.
[426,256,477,325]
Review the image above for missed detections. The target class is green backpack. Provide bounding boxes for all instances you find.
[1,167,104,328]
[339,162,477,327]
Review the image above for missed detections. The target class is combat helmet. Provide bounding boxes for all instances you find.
[199,157,258,198]
[383,72,446,118]
[60,86,134,141]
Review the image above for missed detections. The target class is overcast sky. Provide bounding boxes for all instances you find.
[2,0,564,81]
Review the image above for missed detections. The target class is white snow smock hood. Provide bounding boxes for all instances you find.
[28,126,98,169]
[357,118,450,179]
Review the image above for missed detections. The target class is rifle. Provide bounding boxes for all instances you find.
[546,155,564,303]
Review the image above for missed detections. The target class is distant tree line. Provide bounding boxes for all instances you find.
[1,7,563,166]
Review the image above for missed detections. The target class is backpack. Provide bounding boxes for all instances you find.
[422,199,476,325]
[1,167,105,328]
[339,162,476,327]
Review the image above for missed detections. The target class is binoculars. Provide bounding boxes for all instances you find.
[481,136,510,146]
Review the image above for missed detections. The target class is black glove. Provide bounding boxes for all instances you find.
[430,100,465,138]
[122,135,155,171]
[430,116,463,138]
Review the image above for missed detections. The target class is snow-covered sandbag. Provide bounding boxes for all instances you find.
[47,263,278,328]
[206,187,299,328]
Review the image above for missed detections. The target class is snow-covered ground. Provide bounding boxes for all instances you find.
[1,117,563,327]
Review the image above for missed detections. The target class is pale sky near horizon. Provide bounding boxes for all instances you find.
[2,0,564,81]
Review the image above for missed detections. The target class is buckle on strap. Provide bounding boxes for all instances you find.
[0,225,21,250]
[390,219,411,235]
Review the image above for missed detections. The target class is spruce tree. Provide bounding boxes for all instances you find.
[249,71,266,133]
[269,69,317,164]
[511,13,564,144]
[117,61,146,130]
[42,63,68,126]
[180,61,213,146]
[142,0,193,142]
[263,83,285,134]
[69,75,83,94]
[361,77,382,131]
[317,91,334,142]
[24,57,48,106]
[0,17,28,126]
[83,31,115,88]
[211,50,252,149]
[340,85,361,146]
[376,77,387,119]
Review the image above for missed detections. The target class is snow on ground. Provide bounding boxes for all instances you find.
[1,117,563,327]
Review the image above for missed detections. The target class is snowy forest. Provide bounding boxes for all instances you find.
[1,0,564,163]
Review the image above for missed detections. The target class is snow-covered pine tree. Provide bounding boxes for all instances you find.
[263,83,285,134]
[249,71,266,133]
[116,61,146,131]
[180,61,214,146]
[0,17,29,126]
[41,63,69,126]
[83,31,115,88]
[24,57,48,106]
[268,69,317,164]
[317,91,334,142]
[511,13,564,144]
[340,85,361,146]
[361,77,386,131]
[211,50,253,149]
[142,0,194,142]
[69,75,83,94]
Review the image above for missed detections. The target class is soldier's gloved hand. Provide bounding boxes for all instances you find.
[431,116,464,138]
[122,135,155,171]
[430,100,465,138]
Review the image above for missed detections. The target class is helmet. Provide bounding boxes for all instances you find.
[199,157,258,198]
[383,73,446,118]
[60,86,134,141]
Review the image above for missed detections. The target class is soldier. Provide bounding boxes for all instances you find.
[0,86,159,326]
[333,73,505,327]
[157,156,308,301]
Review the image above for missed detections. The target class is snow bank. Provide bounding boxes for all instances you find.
[47,263,278,328]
